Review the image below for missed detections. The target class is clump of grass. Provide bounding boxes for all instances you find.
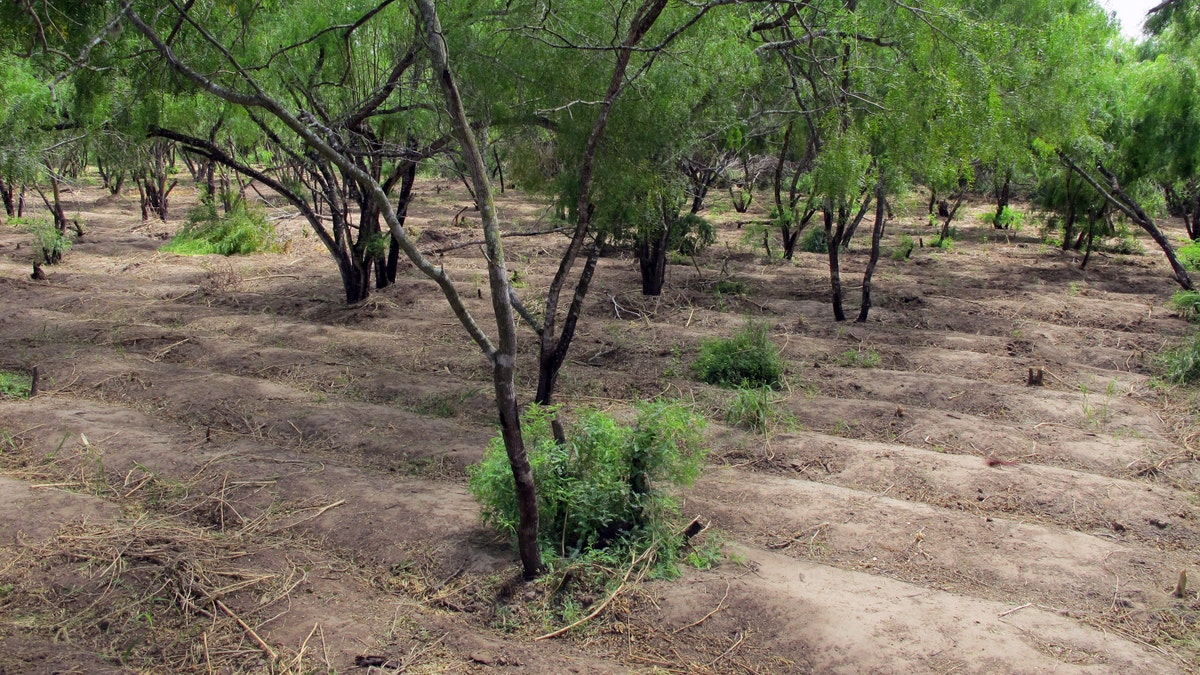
[0,369,33,398]
[890,234,915,261]
[1171,290,1200,322]
[468,402,707,567]
[800,226,827,254]
[694,321,783,388]
[834,348,882,368]
[163,200,279,256]
[1157,333,1200,385]
[981,206,1024,229]
[726,386,796,434]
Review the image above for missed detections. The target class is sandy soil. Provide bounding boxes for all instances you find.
[0,177,1197,674]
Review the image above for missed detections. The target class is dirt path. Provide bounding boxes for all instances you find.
[0,181,1196,673]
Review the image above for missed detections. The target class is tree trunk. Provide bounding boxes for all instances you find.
[825,202,847,321]
[858,178,887,323]
[939,191,965,242]
[535,239,602,406]
[0,176,13,217]
[638,224,671,296]
[1060,154,1195,291]
[416,0,542,579]
[1062,171,1077,251]
[841,190,873,249]
[992,170,1011,229]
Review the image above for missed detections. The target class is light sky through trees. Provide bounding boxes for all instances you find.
[1102,0,1159,37]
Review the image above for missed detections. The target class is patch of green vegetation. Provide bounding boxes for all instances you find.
[694,321,784,389]
[981,205,1024,229]
[1157,333,1200,385]
[1178,240,1200,271]
[930,235,954,250]
[834,348,881,368]
[725,386,797,434]
[800,226,827,254]
[468,402,707,575]
[162,200,280,256]
[714,278,747,296]
[0,370,32,399]
[890,234,915,261]
[1171,290,1200,322]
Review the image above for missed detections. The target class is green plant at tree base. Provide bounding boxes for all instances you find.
[1177,240,1200,271]
[162,200,280,256]
[800,226,828,254]
[982,205,1024,229]
[1172,290,1200,322]
[890,235,915,261]
[0,370,32,398]
[468,402,707,572]
[21,217,72,264]
[694,321,783,388]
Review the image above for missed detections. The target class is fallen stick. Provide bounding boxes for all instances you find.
[216,598,278,663]
[673,582,730,634]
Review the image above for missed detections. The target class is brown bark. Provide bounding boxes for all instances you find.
[857,177,887,323]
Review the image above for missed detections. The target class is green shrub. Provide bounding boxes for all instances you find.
[1178,240,1200,271]
[1158,333,1200,385]
[0,370,32,398]
[800,226,827,254]
[835,348,882,368]
[1172,290,1200,322]
[714,278,747,296]
[468,402,707,562]
[726,387,795,434]
[22,218,71,265]
[694,321,783,388]
[981,206,1024,229]
[890,235,915,261]
[930,235,954,250]
[163,200,280,256]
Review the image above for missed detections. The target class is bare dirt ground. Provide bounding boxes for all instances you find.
[0,175,1198,674]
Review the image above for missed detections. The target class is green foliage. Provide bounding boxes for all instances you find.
[468,402,707,562]
[982,206,1024,229]
[800,226,828,254]
[1172,290,1200,322]
[22,218,71,265]
[162,201,279,256]
[0,370,32,398]
[1157,333,1200,385]
[890,235,915,261]
[726,387,795,434]
[835,348,882,368]
[1178,240,1200,271]
[714,278,747,296]
[1098,226,1145,255]
[694,322,783,389]
[930,235,954,250]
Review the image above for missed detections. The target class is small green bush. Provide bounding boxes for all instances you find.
[163,200,279,256]
[0,370,32,398]
[22,218,72,265]
[890,235,915,261]
[726,387,795,434]
[714,278,747,296]
[835,348,882,368]
[468,402,707,561]
[800,226,827,254]
[1158,333,1200,385]
[1178,240,1200,271]
[982,206,1024,229]
[1171,290,1200,322]
[694,321,783,388]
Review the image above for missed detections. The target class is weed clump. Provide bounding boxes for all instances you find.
[163,201,279,256]
[726,386,796,434]
[1171,290,1200,322]
[694,322,783,389]
[468,402,707,566]
[1158,333,1200,385]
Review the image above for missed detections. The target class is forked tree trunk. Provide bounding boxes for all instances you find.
[1061,153,1194,290]
[417,0,542,579]
[992,169,1012,229]
[825,201,848,321]
[858,178,887,323]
